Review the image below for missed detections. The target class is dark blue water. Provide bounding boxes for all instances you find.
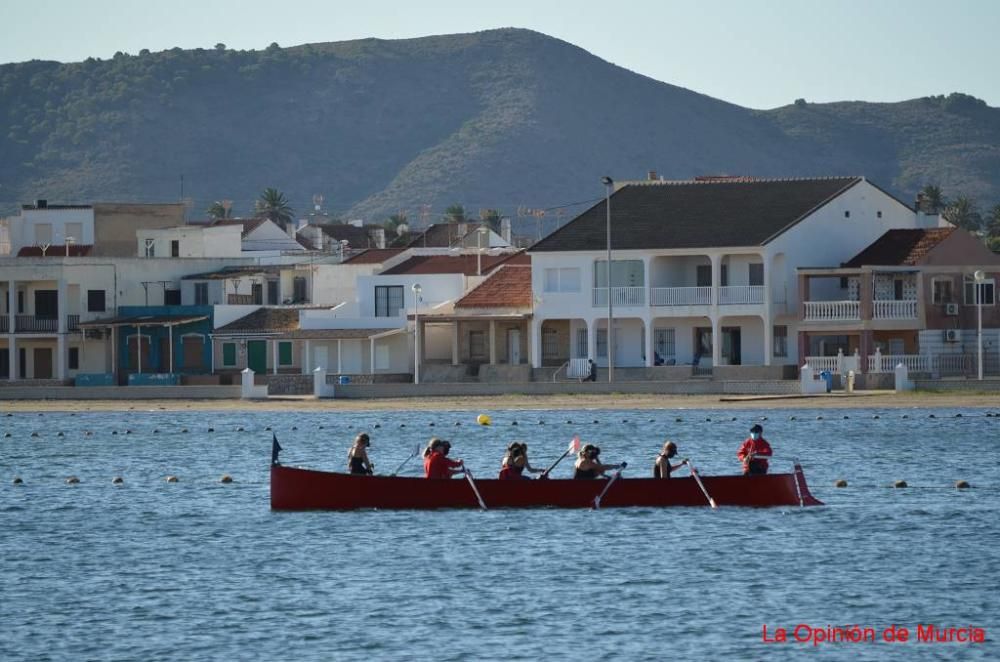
[1,406,998,660]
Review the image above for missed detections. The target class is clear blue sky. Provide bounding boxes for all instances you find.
[2,0,998,110]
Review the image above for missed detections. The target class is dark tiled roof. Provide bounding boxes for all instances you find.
[842,228,955,267]
[455,265,533,309]
[381,251,527,276]
[79,314,207,327]
[316,223,380,248]
[215,307,300,333]
[530,177,863,251]
[405,223,489,248]
[343,248,406,264]
[17,244,93,257]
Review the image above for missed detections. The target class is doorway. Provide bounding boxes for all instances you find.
[127,336,151,373]
[722,327,742,365]
[247,340,267,374]
[507,329,521,364]
[33,347,53,379]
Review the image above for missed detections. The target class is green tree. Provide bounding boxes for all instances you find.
[920,184,946,213]
[942,195,983,233]
[206,200,233,219]
[985,203,1000,239]
[479,208,503,233]
[443,204,466,224]
[255,187,294,229]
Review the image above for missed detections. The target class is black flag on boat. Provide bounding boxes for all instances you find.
[271,433,282,466]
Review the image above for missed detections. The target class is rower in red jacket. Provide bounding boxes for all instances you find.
[737,424,773,475]
[423,438,464,479]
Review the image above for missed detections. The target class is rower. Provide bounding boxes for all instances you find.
[347,433,373,475]
[424,438,464,479]
[737,424,773,475]
[653,441,688,479]
[499,442,542,480]
[573,444,623,479]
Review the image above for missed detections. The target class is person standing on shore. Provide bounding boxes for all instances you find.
[737,424,773,475]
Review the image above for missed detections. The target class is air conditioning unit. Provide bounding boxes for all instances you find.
[945,303,959,316]
[944,329,960,343]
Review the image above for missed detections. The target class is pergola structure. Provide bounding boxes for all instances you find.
[78,313,208,375]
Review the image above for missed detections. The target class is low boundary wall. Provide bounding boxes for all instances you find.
[0,385,243,400]
[330,380,798,399]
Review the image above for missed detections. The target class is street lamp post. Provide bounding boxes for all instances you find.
[477,226,489,276]
[975,270,985,381]
[601,176,614,383]
[412,283,422,385]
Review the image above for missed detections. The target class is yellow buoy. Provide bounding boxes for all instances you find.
[477,414,491,426]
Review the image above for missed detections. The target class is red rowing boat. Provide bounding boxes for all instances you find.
[270,463,823,510]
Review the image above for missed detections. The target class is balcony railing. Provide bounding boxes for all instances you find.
[592,287,646,307]
[804,354,861,374]
[873,299,917,320]
[650,286,711,306]
[868,354,931,373]
[227,294,255,305]
[803,301,861,321]
[15,315,58,332]
[67,314,80,331]
[719,285,765,305]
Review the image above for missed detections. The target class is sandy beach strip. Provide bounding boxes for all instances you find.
[0,391,998,412]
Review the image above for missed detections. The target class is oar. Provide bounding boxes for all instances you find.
[463,468,487,510]
[592,462,627,510]
[390,444,421,476]
[539,436,581,479]
[688,462,718,509]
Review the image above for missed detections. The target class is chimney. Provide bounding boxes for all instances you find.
[370,227,386,249]
[647,170,658,181]
[36,199,47,209]
[500,217,512,244]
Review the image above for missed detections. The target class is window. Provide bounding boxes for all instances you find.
[543,268,581,293]
[596,329,608,358]
[773,325,788,358]
[844,211,851,218]
[182,336,203,370]
[374,285,404,317]
[292,277,308,303]
[278,341,293,366]
[654,328,676,358]
[34,223,53,245]
[170,240,180,257]
[893,279,904,300]
[575,328,588,359]
[469,330,487,360]
[932,278,954,304]
[964,278,996,305]
[164,289,181,306]
[87,289,106,312]
[267,280,279,305]
[594,260,644,287]
[194,282,209,306]
[222,343,236,367]
[696,265,712,287]
[144,238,155,258]
[749,263,764,287]
[877,211,883,218]
[68,347,79,370]
[34,290,58,319]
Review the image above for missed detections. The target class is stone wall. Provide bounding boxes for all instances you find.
[260,374,313,395]
[478,364,532,383]
[325,373,412,385]
[420,364,475,383]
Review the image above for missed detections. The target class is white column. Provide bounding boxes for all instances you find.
[210,336,215,374]
[762,253,772,366]
[369,337,375,375]
[111,326,117,378]
[645,317,655,367]
[762,315,773,367]
[588,318,597,361]
[8,335,16,381]
[168,325,174,373]
[57,334,66,379]
[489,320,497,365]
[57,279,67,334]
[7,279,15,335]
[303,339,311,374]
[711,316,721,367]
[451,322,460,365]
[272,339,278,374]
[336,339,342,373]
[529,317,542,368]
[136,324,142,374]
[710,254,722,306]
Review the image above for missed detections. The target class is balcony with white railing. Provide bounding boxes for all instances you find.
[592,287,646,307]
[868,353,931,374]
[873,299,917,320]
[803,301,860,321]
[649,286,711,307]
[719,285,765,305]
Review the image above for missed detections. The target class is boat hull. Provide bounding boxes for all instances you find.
[270,464,823,510]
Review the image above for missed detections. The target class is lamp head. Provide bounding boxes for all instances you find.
[601,176,613,187]
[412,283,422,294]
[974,269,986,282]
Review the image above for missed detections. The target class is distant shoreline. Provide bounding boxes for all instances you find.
[1,391,997,412]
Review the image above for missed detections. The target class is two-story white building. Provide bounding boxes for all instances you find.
[528,176,938,375]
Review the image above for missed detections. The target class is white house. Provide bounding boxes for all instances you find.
[136,224,244,258]
[528,176,939,373]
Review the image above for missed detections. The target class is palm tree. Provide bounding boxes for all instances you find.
[942,196,983,233]
[255,188,294,229]
[443,204,466,224]
[206,200,234,220]
[920,185,946,213]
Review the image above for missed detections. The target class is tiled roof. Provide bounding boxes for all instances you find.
[842,228,956,267]
[215,307,301,334]
[531,177,863,251]
[343,248,406,264]
[455,265,532,309]
[17,244,93,257]
[405,223,491,248]
[315,223,380,248]
[381,251,527,276]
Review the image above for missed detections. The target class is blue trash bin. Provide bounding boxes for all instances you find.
[338,375,350,385]
[819,370,833,393]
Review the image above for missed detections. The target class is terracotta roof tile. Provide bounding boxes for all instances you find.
[455,265,533,309]
[343,248,406,264]
[381,251,526,276]
[842,228,955,267]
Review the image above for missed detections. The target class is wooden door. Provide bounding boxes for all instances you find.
[128,336,151,373]
[33,347,53,379]
[247,340,267,374]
